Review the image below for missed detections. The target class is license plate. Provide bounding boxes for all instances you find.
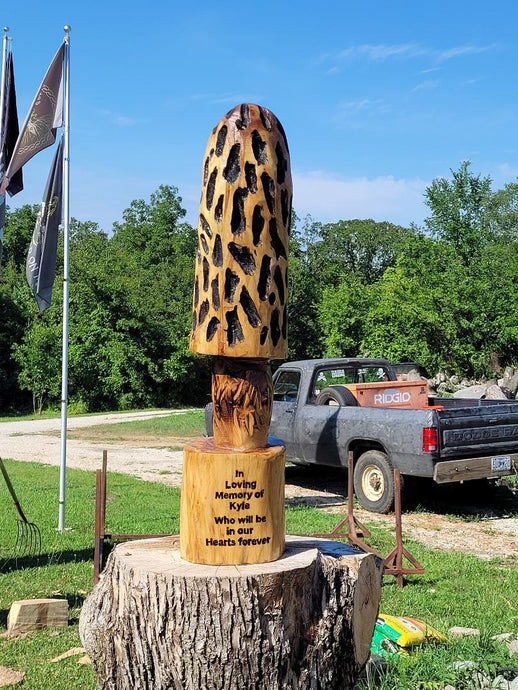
[491,455,511,472]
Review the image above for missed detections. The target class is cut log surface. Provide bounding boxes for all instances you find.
[7,598,68,635]
[79,535,383,690]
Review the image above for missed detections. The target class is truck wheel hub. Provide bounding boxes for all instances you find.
[362,465,384,501]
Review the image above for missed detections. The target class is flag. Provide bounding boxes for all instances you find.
[1,43,64,195]
[26,135,64,312]
[0,51,23,263]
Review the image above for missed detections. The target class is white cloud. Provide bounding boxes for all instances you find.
[437,44,496,61]
[323,42,498,71]
[292,171,429,227]
[99,109,137,127]
[411,79,440,92]
[337,43,424,61]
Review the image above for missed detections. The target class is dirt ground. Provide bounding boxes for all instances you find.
[1,411,517,562]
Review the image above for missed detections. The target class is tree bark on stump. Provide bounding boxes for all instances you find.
[79,535,382,690]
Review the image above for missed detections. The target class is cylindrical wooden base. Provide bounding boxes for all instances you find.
[180,437,284,565]
[79,536,383,690]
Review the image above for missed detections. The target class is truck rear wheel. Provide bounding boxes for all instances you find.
[353,450,396,514]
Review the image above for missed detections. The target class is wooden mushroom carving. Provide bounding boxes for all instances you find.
[181,103,292,565]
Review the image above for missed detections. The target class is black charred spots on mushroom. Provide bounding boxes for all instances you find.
[200,234,209,255]
[252,130,267,165]
[206,316,220,342]
[252,205,265,246]
[194,278,199,307]
[282,306,287,339]
[276,118,289,154]
[224,268,240,303]
[199,299,209,325]
[223,144,241,184]
[275,142,287,185]
[260,326,269,345]
[268,293,276,305]
[206,169,217,211]
[258,255,271,301]
[231,188,249,235]
[270,309,281,346]
[203,157,209,186]
[214,195,224,223]
[273,265,285,305]
[191,311,197,333]
[215,125,227,156]
[261,172,275,214]
[212,234,223,267]
[259,107,272,131]
[226,307,245,346]
[281,189,290,230]
[269,218,287,260]
[239,286,261,327]
[211,277,220,310]
[202,257,209,292]
[199,214,213,239]
[236,104,250,130]
[245,162,257,193]
[228,242,256,275]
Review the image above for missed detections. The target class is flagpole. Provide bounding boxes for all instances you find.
[58,25,71,532]
[0,28,10,262]
[0,28,9,130]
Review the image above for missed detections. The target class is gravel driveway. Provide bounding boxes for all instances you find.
[2,411,517,560]
[0,411,186,486]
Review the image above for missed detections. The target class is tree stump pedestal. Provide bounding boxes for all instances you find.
[79,535,382,690]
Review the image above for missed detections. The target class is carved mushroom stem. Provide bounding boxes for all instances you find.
[212,356,272,451]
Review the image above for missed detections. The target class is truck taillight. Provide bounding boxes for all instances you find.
[423,427,438,453]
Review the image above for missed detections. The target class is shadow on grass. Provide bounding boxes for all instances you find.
[285,464,518,519]
[0,547,93,574]
[404,477,518,519]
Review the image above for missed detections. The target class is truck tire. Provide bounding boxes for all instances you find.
[353,450,396,514]
[316,386,359,406]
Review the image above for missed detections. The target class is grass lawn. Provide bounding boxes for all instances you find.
[65,408,205,444]
[0,460,516,689]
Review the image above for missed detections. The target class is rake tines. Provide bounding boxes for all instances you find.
[1,458,42,559]
[14,517,42,558]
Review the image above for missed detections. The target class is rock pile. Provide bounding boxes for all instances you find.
[401,366,518,400]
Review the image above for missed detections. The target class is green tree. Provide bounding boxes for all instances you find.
[424,161,492,265]
[308,218,413,287]
[319,275,372,358]
[12,318,62,413]
[484,181,518,241]
[2,204,39,270]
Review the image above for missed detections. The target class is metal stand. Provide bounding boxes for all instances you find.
[310,455,424,587]
[93,451,171,584]
[383,469,425,587]
[312,453,383,557]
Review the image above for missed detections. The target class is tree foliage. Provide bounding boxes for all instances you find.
[1,165,517,414]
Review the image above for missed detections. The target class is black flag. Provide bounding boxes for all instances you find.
[0,51,23,263]
[1,43,63,195]
[26,136,64,312]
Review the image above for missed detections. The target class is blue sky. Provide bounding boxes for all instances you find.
[3,0,518,233]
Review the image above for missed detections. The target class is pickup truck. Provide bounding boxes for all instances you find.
[210,357,518,513]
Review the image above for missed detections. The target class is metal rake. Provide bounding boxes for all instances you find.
[0,458,42,558]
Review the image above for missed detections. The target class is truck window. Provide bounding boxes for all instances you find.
[358,367,390,383]
[311,367,355,400]
[273,370,301,402]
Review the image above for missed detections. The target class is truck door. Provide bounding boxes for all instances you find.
[271,368,304,462]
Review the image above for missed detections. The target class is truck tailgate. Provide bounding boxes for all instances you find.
[436,402,518,458]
